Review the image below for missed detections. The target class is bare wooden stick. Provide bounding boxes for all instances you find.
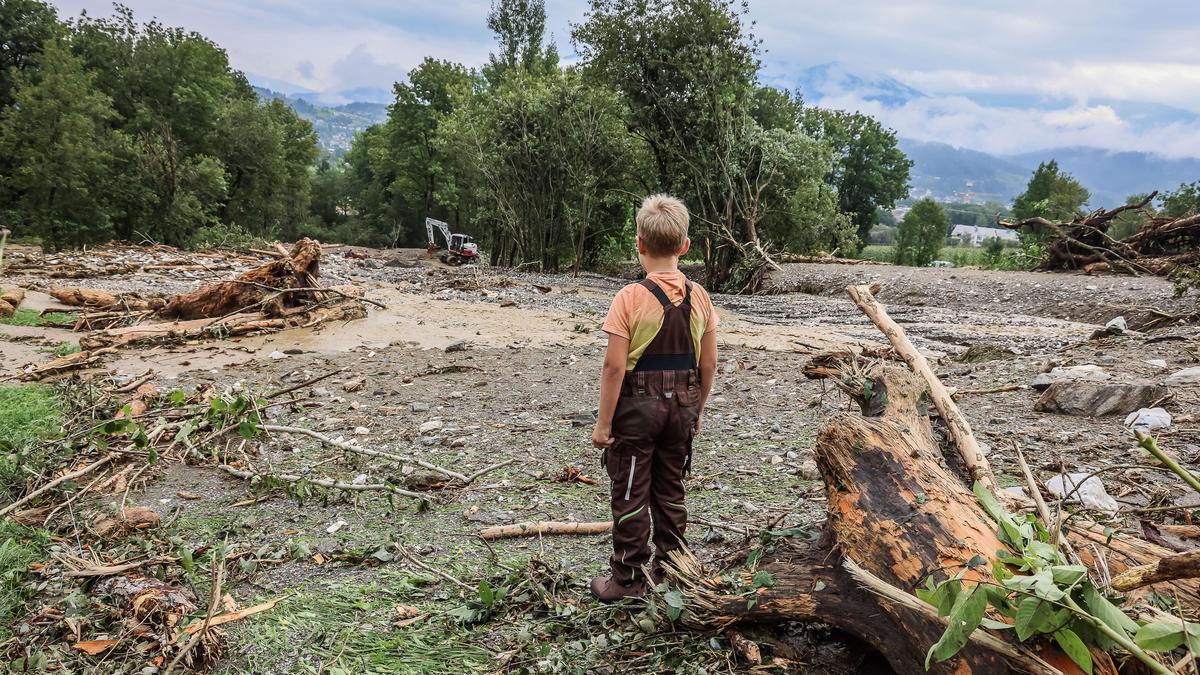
[397,545,474,592]
[62,555,178,578]
[259,424,469,484]
[1,453,119,518]
[846,284,999,496]
[464,459,516,483]
[265,368,347,400]
[1112,549,1200,592]
[479,520,612,540]
[217,464,429,501]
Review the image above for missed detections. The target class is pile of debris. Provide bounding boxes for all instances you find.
[997,194,1200,278]
[17,239,375,381]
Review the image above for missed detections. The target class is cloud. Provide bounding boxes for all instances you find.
[50,0,1200,156]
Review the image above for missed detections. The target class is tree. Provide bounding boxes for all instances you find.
[0,39,119,248]
[1011,160,1089,222]
[485,0,558,81]
[895,198,947,267]
[1110,192,1155,240]
[800,107,911,253]
[1159,181,1200,219]
[0,0,61,108]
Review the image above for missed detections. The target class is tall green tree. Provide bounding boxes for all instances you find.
[1159,181,1200,219]
[0,38,119,248]
[799,107,911,253]
[1011,160,1089,222]
[895,198,947,267]
[485,0,558,81]
[0,0,61,108]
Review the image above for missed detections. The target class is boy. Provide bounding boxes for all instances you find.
[590,194,719,602]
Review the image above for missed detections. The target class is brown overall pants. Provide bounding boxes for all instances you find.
[605,279,700,583]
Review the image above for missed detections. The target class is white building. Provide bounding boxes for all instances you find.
[950,224,1020,247]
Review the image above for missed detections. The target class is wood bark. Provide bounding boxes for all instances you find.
[158,238,322,320]
[1110,549,1200,591]
[478,520,612,540]
[846,284,1000,496]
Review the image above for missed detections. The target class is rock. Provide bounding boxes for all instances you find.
[768,454,783,465]
[354,426,371,435]
[1146,359,1168,369]
[1030,364,1110,391]
[1105,315,1126,333]
[797,460,821,481]
[1003,486,1035,508]
[316,538,340,554]
[445,340,468,353]
[1046,473,1119,513]
[449,437,469,448]
[418,420,444,434]
[312,387,332,397]
[268,350,288,360]
[500,299,517,308]
[352,474,369,485]
[1165,367,1200,386]
[343,377,366,392]
[411,401,431,413]
[1124,407,1172,431]
[325,519,348,534]
[1035,381,1165,417]
[449,391,464,399]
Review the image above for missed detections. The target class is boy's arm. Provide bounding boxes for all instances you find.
[592,334,630,449]
[695,330,718,432]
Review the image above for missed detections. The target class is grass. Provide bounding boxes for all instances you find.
[856,245,991,267]
[0,383,65,503]
[51,341,80,357]
[0,308,76,327]
[0,523,50,642]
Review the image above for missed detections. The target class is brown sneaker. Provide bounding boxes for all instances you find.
[589,574,645,602]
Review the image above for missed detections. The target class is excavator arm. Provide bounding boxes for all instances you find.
[425,218,453,248]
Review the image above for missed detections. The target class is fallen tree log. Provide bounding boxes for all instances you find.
[666,287,1195,673]
[158,238,321,320]
[0,286,25,316]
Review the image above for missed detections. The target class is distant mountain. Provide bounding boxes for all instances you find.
[1007,147,1200,208]
[897,140,1200,207]
[900,139,1029,203]
[253,87,389,156]
[245,72,316,97]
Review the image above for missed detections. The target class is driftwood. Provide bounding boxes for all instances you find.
[158,238,321,320]
[50,286,164,312]
[479,520,612,540]
[0,286,25,316]
[18,347,116,381]
[1110,549,1200,592]
[996,195,1200,277]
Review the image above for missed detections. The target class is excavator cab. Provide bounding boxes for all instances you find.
[427,217,479,265]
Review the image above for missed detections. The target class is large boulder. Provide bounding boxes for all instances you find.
[1035,381,1165,417]
[1165,367,1200,387]
[1031,364,1110,391]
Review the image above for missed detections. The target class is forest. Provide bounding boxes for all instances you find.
[0,0,912,291]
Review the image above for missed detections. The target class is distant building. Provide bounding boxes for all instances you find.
[950,224,1019,247]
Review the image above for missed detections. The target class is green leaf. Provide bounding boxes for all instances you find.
[478,580,494,607]
[664,590,685,609]
[1135,621,1187,651]
[752,570,775,588]
[169,390,187,406]
[925,586,987,667]
[666,604,682,621]
[1015,595,1047,641]
[1081,586,1138,638]
[178,545,194,575]
[1053,629,1093,674]
[1049,565,1087,587]
[981,618,1012,630]
[973,482,1023,546]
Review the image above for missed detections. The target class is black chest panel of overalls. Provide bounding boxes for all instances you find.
[632,279,697,372]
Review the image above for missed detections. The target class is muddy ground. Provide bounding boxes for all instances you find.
[3,246,1199,673]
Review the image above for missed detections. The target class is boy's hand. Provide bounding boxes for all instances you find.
[592,423,614,449]
[694,415,703,434]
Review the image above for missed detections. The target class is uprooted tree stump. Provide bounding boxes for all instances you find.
[668,353,1199,674]
[158,238,322,320]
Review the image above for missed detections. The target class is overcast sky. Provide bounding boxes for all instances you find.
[52,0,1200,157]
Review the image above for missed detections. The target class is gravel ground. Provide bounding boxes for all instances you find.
[4,244,1200,673]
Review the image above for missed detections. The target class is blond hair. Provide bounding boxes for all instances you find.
[636,194,689,256]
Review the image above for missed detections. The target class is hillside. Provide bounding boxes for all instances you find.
[253,86,389,156]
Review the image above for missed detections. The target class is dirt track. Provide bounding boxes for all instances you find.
[3,246,1200,673]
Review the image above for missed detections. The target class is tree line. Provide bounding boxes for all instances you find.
[0,1,317,250]
[3,0,915,290]
[305,0,912,289]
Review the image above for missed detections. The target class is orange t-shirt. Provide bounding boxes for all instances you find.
[602,271,719,371]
